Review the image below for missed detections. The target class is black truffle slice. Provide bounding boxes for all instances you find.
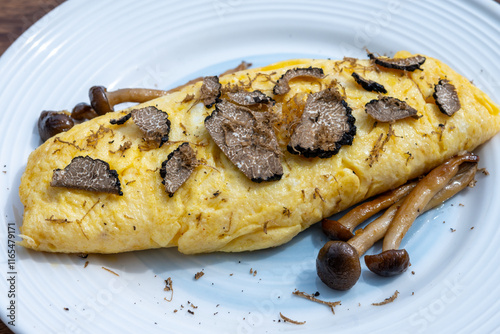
[110,113,132,125]
[273,67,325,96]
[365,96,418,122]
[352,72,387,94]
[226,90,274,106]
[204,100,283,182]
[160,142,197,197]
[433,79,461,116]
[200,76,222,108]
[51,156,122,195]
[368,53,426,72]
[110,106,171,147]
[287,88,356,159]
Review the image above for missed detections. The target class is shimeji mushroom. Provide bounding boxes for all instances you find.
[364,153,479,277]
[89,86,169,115]
[38,111,75,142]
[37,62,253,142]
[317,156,478,289]
[321,181,418,241]
[90,61,253,115]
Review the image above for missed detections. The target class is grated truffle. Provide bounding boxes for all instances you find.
[365,96,418,122]
[288,88,356,158]
[273,67,325,95]
[433,79,461,116]
[200,76,222,108]
[51,156,122,195]
[160,143,197,197]
[226,90,274,106]
[368,53,426,72]
[204,100,283,182]
[111,106,171,147]
[352,72,387,94]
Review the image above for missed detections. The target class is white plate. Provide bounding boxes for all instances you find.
[1,0,500,333]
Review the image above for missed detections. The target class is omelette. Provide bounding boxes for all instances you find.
[19,51,500,254]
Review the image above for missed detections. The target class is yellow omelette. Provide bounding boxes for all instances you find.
[19,51,500,254]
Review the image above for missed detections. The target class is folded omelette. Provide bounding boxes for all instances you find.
[19,51,500,254]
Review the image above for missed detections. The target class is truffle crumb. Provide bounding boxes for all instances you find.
[292,289,341,314]
[51,156,122,195]
[273,67,325,95]
[164,277,174,302]
[204,100,283,182]
[101,266,119,276]
[160,143,197,196]
[194,271,205,280]
[433,79,461,116]
[288,88,356,158]
[219,60,252,76]
[226,90,274,106]
[365,96,418,122]
[200,76,222,108]
[372,290,399,306]
[368,53,426,71]
[279,312,306,325]
[352,72,387,94]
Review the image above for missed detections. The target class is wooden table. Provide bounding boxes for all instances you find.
[1,0,499,333]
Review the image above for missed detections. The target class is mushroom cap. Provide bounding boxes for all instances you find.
[364,249,410,277]
[38,111,75,142]
[321,219,355,241]
[316,241,361,291]
[72,102,98,120]
[89,86,113,115]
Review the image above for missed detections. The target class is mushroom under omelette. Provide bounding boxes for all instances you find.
[19,51,500,254]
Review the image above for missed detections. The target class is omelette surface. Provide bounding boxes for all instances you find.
[19,51,500,254]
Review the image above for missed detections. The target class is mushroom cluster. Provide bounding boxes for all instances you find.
[37,61,253,142]
[37,86,170,142]
[317,153,479,290]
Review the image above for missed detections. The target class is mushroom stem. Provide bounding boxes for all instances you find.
[349,201,402,256]
[322,180,417,241]
[317,158,478,288]
[351,161,477,256]
[382,153,479,251]
[106,88,168,105]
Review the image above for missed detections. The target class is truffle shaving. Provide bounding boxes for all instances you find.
[433,79,461,116]
[109,113,132,125]
[200,76,222,108]
[352,72,387,94]
[226,90,274,106]
[160,143,197,197]
[288,88,356,158]
[368,53,426,72]
[273,67,325,95]
[365,96,418,122]
[204,100,283,182]
[111,106,171,147]
[51,156,122,195]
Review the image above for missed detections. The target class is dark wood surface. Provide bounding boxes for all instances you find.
[1,0,499,333]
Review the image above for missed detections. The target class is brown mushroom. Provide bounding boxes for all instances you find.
[321,180,418,241]
[316,240,361,291]
[89,86,169,115]
[71,103,99,120]
[318,159,478,289]
[365,153,479,276]
[38,111,75,142]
